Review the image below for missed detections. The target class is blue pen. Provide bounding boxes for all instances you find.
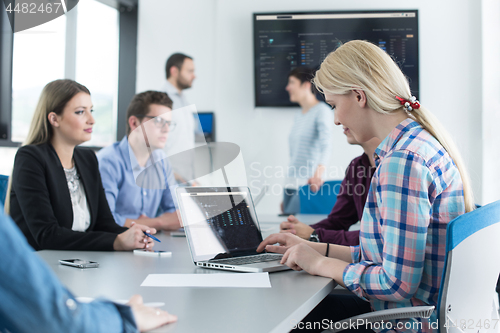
[143,231,161,243]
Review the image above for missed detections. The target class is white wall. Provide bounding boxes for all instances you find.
[137,0,485,214]
[136,0,216,111]
[482,0,500,204]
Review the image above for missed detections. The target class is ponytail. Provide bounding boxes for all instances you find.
[409,107,475,212]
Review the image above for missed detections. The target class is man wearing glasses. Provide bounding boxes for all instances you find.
[97,91,181,230]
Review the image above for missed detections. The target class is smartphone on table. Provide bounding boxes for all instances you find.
[59,259,99,268]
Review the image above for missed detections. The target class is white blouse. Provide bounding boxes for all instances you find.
[64,166,90,232]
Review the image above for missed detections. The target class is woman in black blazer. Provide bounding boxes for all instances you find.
[7,79,156,251]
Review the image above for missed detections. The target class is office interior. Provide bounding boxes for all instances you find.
[1,0,499,217]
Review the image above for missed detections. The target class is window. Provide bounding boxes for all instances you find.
[8,0,121,147]
[1,0,137,150]
[11,17,66,142]
[75,0,119,147]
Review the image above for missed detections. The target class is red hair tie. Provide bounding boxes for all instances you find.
[395,96,420,112]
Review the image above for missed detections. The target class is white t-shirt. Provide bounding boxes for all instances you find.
[286,102,334,188]
[161,80,196,181]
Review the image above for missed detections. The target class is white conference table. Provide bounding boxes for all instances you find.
[37,214,335,333]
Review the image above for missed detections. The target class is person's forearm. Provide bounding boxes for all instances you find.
[309,218,334,230]
[1,211,135,332]
[306,241,352,263]
[316,228,360,246]
[124,218,161,229]
[158,212,182,230]
[113,234,123,251]
[313,164,326,179]
[314,256,349,287]
[173,172,187,183]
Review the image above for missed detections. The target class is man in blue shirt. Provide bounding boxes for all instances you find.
[98,91,181,230]
[0,204,176,332]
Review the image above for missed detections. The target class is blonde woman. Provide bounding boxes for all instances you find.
[258,40,473,332]
[7,79,156,251]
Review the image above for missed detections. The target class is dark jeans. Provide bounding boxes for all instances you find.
[291,294,374,332]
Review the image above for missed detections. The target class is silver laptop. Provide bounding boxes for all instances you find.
[176,186,290,273]
[252,184,268,206]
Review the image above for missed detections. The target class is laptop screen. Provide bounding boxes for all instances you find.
[176,187,263,262]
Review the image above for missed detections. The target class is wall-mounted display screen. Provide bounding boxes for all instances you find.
[253,10,419,107]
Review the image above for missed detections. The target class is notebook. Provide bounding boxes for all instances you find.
[176,186,290,273]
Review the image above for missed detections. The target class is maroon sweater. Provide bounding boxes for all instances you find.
[310,153,375,246]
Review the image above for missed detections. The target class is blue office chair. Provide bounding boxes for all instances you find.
[299,180,342,215]
[330,200,500,332]
[0,175,8,206]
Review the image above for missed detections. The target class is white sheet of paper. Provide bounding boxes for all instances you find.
[140,272,271,288]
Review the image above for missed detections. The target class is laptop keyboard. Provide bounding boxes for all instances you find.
[209,253,283,265]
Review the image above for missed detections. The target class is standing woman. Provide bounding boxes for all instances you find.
[7,79,155,251]
[259,40,474,332]
[282,67,334,215]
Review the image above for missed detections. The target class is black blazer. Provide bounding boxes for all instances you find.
[10,142,127,251]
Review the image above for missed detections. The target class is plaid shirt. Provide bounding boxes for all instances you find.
[343,119,465,332]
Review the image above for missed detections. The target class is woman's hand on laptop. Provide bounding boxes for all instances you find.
[281,243,350,285]
[256,233,306,254]
[280,242,327,274]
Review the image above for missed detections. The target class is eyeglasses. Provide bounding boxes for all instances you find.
[135,115,176,131]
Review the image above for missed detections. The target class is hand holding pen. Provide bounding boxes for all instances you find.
[143,231,161,243]
[113,221,157,251]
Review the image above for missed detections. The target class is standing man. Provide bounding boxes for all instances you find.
[161,53,197,184]
[98,91,181,230]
